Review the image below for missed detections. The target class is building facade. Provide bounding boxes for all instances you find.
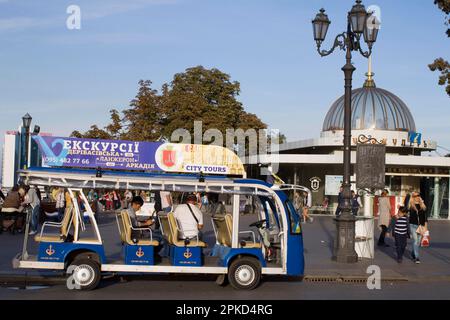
[251,73,450,219]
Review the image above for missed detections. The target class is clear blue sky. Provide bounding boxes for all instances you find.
[0,0,449,153]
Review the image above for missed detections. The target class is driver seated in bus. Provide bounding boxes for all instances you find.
[173,193,204,241]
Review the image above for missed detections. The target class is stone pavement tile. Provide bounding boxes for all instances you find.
[1,213,449,283]
[303,216,450,280]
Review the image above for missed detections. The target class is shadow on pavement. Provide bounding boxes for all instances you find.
[317,217,335,255]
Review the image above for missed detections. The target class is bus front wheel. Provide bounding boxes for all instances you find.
[228,257,261,290]
[68,258,101,291]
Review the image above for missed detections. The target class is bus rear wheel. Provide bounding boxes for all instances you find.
[68,258,101,291]
[228,257,261,290]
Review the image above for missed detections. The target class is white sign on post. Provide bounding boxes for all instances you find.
[325,175,356,196]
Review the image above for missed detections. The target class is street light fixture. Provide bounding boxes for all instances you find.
[33,125,41,135]
[311,0,380,263]
[363,14,380,49]
[22,113,33,170]
[22,113,32,130]
[348,0,367,35]
[312,8,331,44]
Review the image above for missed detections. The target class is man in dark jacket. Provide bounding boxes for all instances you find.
[335,186,345,216]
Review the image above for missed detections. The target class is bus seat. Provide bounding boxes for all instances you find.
[34,235,63,242]
[34,207,74,243]
[116,211,127,243]
[158,213,172,244]
[224,214,262,249]
[167,212,207,248]
[212,215,232,247]
[121,210,159,246]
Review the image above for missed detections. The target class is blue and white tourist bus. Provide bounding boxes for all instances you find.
[12,139,309,290]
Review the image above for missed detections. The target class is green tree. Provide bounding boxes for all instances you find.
[105,109,124,139]
[122,80,164,141]
[429,0,450,97]
[70,109,123,139]
[70,125,111,140]
[434,0,450,36]
[73,66,271,144]
[161,66,266,138]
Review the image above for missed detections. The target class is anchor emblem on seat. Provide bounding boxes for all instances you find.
[46,245,55,256]
[183,248,192,259]
[136,247,145,258]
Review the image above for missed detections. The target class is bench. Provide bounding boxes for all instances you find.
[212,214,261,249]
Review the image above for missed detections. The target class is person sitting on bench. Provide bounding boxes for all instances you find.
[173,193,204,241]
[128,196,154,228]
[1,186,24,232]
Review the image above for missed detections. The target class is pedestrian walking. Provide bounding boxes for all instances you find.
[408,191,428,264]
[22,185,41,235]
[55,187,65,222]
[302,191,313,223]
[124,190,133,209]
[105,191,113,211]
[200,193,209,213]
[65,189,73,218]
[351,190,362,216]
[160,191,173,213]
[293,191,303,216]
[0,188,5,201]
[112,190,121,210]
[87,189,95,202]
[335,186,344,216]
[403,189,412,207]
[377,189,391,247]
[392,206,410,263]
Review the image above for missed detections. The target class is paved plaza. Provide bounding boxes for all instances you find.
[1,214,449,299]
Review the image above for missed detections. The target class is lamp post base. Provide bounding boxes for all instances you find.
[333,210,358,263]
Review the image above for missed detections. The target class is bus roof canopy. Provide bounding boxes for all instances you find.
[19,167,273,197]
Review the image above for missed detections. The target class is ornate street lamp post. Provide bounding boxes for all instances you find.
[311,0,380,263]
[22,113,32,170]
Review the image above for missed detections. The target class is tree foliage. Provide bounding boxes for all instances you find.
[123,80,163,141]
[434,0,450,36]
[71,66,269,143]
[428,58,450,96]
[71,125,111,140]
[429,0,450,97]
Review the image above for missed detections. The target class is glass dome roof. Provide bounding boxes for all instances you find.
[322,77,416,132]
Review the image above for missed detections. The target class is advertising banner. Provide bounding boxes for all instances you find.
[356,144,386,189]
[32,136,246,176]
[33,136,161,171]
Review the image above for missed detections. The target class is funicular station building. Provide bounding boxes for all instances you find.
[2,73,450,220]
[252,72,450,219]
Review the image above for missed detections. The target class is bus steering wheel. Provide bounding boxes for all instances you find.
[249,219,267,229]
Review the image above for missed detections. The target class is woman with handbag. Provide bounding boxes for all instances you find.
[408,192,428,264]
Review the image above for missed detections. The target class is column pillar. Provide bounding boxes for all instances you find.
[364,192,372,217]
[433,177,440,219]
[448,174,450,220]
